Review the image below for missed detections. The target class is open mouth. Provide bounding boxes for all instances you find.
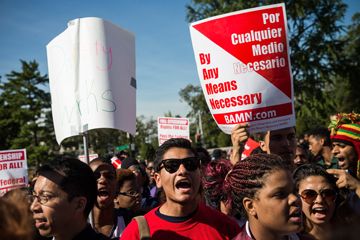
[34,217,48,229]
[311,206,330,220]
[175,179,192,190]
[98,188,111,202]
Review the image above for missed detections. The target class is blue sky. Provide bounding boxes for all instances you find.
[0,0,359,120]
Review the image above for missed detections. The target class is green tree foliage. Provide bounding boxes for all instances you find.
[331,13,360,113]
[87,128,127,157]
[0,60,57,167]
[185,0,356,136]
[134,116,158,160]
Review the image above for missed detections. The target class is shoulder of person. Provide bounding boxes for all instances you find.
[120,208,157,240]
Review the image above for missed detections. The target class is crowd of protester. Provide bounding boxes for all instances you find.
[1,112,359,240]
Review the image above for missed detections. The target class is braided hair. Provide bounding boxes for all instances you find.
[202,159,232,210]
[224,153,291,218]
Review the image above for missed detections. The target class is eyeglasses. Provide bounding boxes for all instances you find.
[118,190,140,198]
[300,189,337,205]
[28,192,55,205]
[157,157,200,173]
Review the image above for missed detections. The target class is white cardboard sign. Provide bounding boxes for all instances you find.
[0,149,28,196]
[158,117,190,146]
[47,17,136,144]
[189,3,295,134]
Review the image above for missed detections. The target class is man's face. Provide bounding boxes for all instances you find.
[154,147,201,205]
[308,135,323,157]
[332,141,357,171]
[90,162,116,209]
[30,175,79,237]
[294,147,309,167]
[261,127,297,164]
[115,179,141,211]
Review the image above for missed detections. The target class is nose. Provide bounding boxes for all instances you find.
[96,176,107,186]
[30,197,41,213]
[289,192,301,207]
[178,163,187,174]
[332,145,339,155]
[314,192,324,203]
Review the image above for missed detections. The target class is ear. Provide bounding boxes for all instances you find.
[154,172,162,188]
[243,197,257,217]
[114,196,119,205]
[259,141,267,152]
[220,200,232,215]
[320,138,325,145]
[73,196,87,214]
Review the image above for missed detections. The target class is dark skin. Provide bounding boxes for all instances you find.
[90,161,117,237]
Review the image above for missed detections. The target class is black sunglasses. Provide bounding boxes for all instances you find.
[157,157,200,173]
[300,189,337,205]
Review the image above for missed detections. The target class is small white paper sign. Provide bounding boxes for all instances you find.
[47,17,136,144]
[189,3,295,134]
[0,149,28,196]
[78,153,99,164]
[158,117,190,146]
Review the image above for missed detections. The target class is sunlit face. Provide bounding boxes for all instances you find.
[332,142,357,171]
[298,176,336,226]
[250,169,302,236]
[115,179,141,211]
[308,135,323,157]
[294,147,309,167]
[154,147,201,206]
[30,175,79,237]
[261,128,297,164]
[90,162,117,209]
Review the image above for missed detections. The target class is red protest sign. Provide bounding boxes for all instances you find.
[190,3,295,134]
[0,149,28,195]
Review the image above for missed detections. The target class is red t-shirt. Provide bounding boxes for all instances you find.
[120,202,240,240]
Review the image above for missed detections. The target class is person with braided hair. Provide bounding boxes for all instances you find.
[202,159,244,225]
[225,153,302,240]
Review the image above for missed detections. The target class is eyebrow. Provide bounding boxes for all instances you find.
[34,190,56,195]
[269,185,292,192]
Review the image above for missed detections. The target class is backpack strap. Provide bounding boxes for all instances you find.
[134,216,151,240]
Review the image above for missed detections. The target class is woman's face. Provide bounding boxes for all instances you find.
[298,175,336,226]
[251,169,302,236]
[115,179,141,211]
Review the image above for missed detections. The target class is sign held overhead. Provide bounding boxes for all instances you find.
[189,3,295,134]
[47,17,136,144]
[158,117,190,146]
